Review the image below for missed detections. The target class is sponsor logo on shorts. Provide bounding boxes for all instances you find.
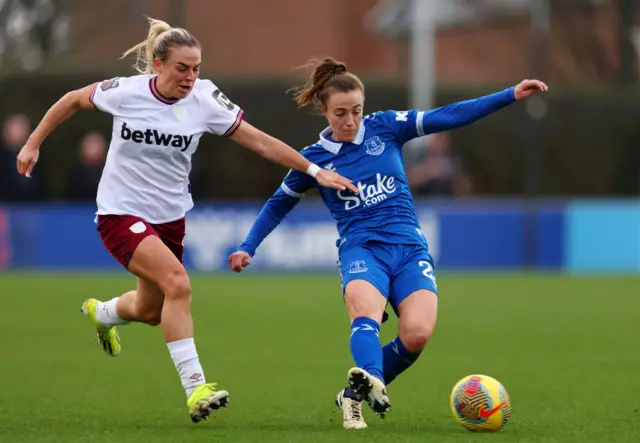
[347,260,368,274]
[129,221,146,234]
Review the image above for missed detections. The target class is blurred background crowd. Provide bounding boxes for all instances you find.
[0,0,637,204]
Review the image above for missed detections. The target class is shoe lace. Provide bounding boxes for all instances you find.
[349,399,363,421]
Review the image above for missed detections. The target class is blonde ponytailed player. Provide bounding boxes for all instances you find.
[15,17,358,424]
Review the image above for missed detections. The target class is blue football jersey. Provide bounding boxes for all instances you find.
[281,110,432,249]
[239,87,515,257]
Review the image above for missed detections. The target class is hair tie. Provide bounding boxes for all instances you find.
[332,64,347,76]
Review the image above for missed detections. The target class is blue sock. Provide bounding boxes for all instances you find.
[349,317,384,381]
[344,387,361,400]
[382,336,421,385]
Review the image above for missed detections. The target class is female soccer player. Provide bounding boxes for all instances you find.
[229,57,547,429]
[15,19,357,424]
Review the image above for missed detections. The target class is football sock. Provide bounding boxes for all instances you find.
[349,317,384,381]
[95,298,129,326]
[344,387,361,400]
[382,336,421,385]
[167,338,206,398]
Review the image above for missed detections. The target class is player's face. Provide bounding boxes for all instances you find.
[322,89,364,142]
[156,45,202,99]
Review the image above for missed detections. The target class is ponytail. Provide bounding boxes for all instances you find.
[291,57,364,111]
[121,16,200,74]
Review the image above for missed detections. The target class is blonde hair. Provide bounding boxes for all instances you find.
[121,17,200,74]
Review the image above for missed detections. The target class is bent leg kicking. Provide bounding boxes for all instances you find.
[382,289,438,385]
[110,278,165,325]
[81,277,165,354]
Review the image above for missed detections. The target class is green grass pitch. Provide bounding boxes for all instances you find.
[0,272,638,443]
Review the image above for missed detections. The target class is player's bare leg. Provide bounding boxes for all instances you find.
[87,277,163,330]
[81,262,168,355]
[397,290,437,353]
[381,290,438,385]
[126,235,228,422]
[110,278,165,326]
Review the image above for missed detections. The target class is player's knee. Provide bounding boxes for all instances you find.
[396,289,438,353]
[162,269,191,301]
[344,281,387,323]
[400,322,434,353]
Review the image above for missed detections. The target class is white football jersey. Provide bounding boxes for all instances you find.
[90,74,244,224]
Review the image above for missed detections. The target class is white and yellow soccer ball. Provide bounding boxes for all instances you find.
[450,374,511,432]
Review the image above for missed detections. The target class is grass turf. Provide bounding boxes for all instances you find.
[0,272,638,442]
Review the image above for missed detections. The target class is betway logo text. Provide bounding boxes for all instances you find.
[120,122,193,151]
[337,173,397,210]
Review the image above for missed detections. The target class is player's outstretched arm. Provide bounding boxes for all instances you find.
[229,120,358,194]
[228,188,300,273]
[421,79,548,135]
[16,83,97,178]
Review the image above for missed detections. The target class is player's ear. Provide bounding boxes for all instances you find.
[153,57,164,74]
[320,103,328,118]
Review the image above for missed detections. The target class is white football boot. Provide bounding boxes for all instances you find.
[347,367,391,417]
[336,389,367,429]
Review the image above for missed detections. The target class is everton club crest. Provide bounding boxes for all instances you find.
[364,136,385,156]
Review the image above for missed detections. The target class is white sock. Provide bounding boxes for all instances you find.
[167,338,206,398]
[95,297,129,326]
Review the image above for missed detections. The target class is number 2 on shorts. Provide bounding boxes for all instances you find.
[418,260,437,288]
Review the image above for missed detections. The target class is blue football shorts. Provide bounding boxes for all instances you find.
[337,241,438,315]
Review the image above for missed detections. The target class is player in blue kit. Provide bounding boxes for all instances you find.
[228,58,547,429]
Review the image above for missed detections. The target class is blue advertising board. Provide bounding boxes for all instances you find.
[565,201,640,273]
[0,200,569,272]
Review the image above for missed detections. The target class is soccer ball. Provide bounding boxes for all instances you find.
[450,374,511,432]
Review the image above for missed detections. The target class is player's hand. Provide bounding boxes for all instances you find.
[228,251,252,273]
[315,169,358,193]
[514,79,548,101]
[16,143,40,178]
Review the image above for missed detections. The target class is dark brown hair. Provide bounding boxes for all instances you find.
[291,57,365,111]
